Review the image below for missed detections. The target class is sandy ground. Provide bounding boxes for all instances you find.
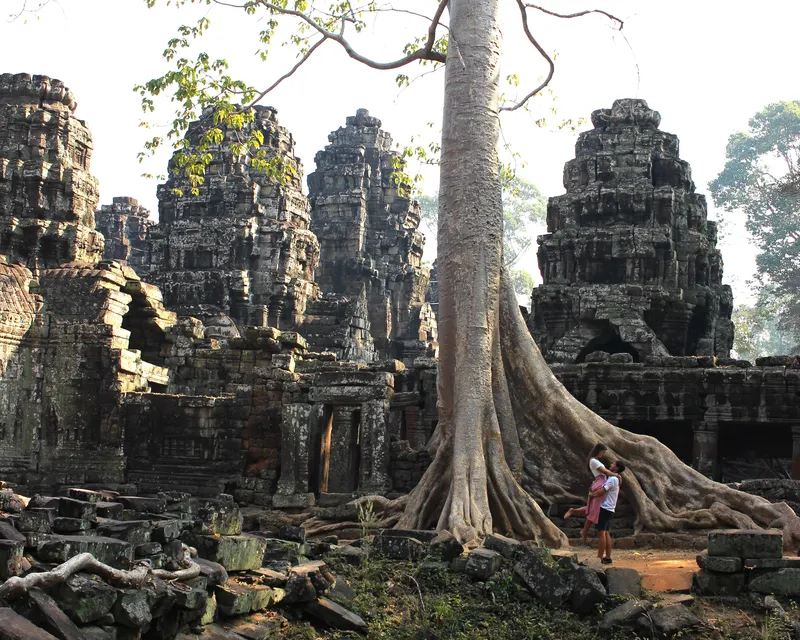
[572,548,698,593]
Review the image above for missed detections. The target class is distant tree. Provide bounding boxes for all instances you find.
[419,176,545,297]
[710,101,800,331]
[731,286,800,361]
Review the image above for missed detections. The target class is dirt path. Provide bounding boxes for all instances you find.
[574,548,698,593]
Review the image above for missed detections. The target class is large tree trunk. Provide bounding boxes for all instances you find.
[396,0,565,546]
[395,0,800,551]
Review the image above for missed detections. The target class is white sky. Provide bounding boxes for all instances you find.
[3,0,799,304]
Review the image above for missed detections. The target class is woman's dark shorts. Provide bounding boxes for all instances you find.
[596,508,614,531]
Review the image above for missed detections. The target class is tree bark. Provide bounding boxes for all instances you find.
[393,0,800,552]
[396,0,565,546]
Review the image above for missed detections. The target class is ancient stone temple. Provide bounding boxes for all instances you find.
[530,100,796,483]
[307,109,435,361]
[149,106,320,337]
[95,196,152,270]
[0,74,174,487]
[0,73,104,269]
[531,98,734,364]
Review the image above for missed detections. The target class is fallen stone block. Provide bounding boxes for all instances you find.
[96,520,151,545]
[605,567,641,598]
[636,604,701,638]
[175,623,244,640]
[0,521,25,543]
[372,534,426,561]
[0,539,23,579]
[191,498,243,536]
[749,568,800,597]
[465,548,502,580]
[55,574,118,624]
[223,613,285,640]
[0,607,58,640]
[53,518,90,535]
[277,525,306,543]
[28,589,84,640]
[744,557,800,569]
[58,498,97,521]
[95,502,123,520]
[429,531,465,561]
[66,489,104,504]
[135,541,162,557]
[283,572,318,604]
[707,529,782,559]
[570,566,607,615]
[696,553,742,573]
[303,597,367,632]
[261,538,306,564]
[330,545,365,566]
[599,600,651,631]
[151,519,182,543]
[114,496,166,514]
[484,533,522,559]
[37,536,133,569]
[189,534,268,572]
[215,582,279,616]
[113,589,152,629]
[692,570,746,596]
[514,550,572,608]
[17,509,54,534]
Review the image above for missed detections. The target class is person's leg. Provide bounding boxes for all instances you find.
[605,531,614,562]
[581,518,591,544]
[565,506,587,519]
[597,531,605,559]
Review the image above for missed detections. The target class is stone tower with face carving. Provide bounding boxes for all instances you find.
[0,73,103,269]
[531,98,734,363]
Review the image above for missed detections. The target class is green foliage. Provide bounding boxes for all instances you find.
[732,285,800,360]
[509,269,536,299]
[710,101,800,332]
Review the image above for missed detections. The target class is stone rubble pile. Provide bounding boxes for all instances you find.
[0,487,366,640]
[693,529,800,598]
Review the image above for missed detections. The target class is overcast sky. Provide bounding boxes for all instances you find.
[2,0,799,304]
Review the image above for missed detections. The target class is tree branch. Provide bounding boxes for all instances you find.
[245,37,326,109]
[525,3,624,28]
[500,0,624,113]
[247,0,448,70]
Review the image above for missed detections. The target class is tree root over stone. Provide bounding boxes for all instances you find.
[323,272,800,553]
[0,544,201,602]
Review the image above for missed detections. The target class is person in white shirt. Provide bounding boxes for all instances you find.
[588,460,626,565]
[565,443,620,544]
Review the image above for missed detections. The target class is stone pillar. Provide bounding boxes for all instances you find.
[692,422,719,480]
[358,399,391,494]
[274,403,316,508]
[791,427,800,480]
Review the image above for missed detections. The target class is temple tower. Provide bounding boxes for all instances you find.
[0,73,103,269]
[531,99,734,363]
[150,106,320,336]
[307,109,433,361]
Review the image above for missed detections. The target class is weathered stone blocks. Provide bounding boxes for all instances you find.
[707,529,783,559]
[188,534,268,572]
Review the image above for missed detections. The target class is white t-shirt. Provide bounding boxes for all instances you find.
[589,458,604,478]
[601,476,620,512]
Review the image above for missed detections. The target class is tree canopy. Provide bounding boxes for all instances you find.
[710,101,800,338]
